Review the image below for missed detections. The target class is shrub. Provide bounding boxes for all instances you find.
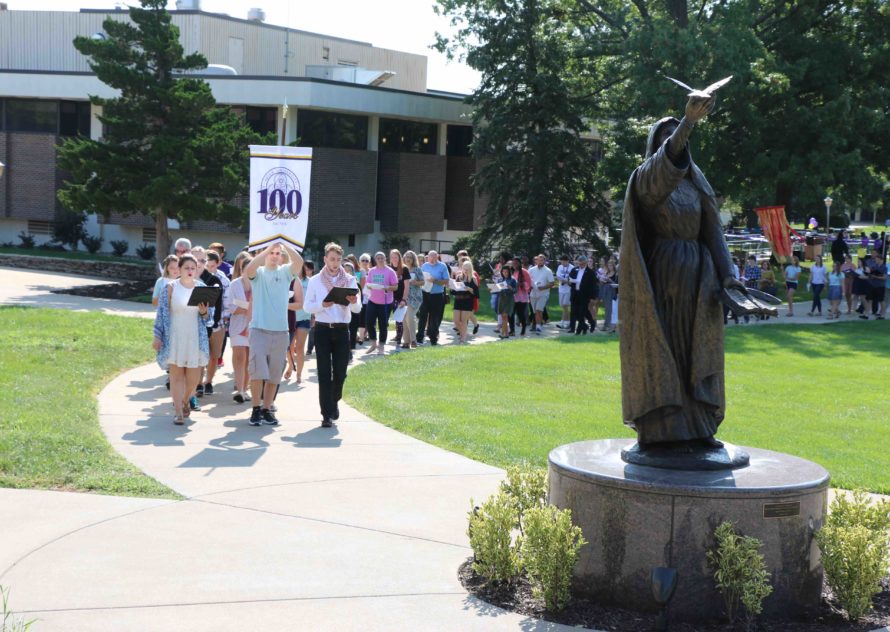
[500,465,547,534]
[82,235,103,254]
[135,243,156,261]
[707,521,773,628]
[16,232,35,249]
[52,209,87,250]
[816,491,890,620]
[110,240,129,256]
[468,492,519,583]
[519,505,586,612]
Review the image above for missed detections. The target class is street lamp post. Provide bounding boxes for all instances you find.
[824,196,833,236]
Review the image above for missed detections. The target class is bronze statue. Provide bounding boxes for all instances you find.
[618,93,750,470]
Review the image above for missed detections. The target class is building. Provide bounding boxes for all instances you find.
[0,3,488,256]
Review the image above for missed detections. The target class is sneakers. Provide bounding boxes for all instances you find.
[321,417,333,428]
[233,391,245,404]
[262,408,279,426]
[249,407,262,426]
[217,357,224,368]
[189,396,200,411]
[195,384,204,398]
[473,324,479,335]
[203,383,214,395]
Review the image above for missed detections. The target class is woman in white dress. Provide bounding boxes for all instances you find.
[153,254,213,425]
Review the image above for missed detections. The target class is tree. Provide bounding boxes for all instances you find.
[57,0,270,262]
[571,0,890,221]
[435,0,611,258]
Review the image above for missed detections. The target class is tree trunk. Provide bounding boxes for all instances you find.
[155,208,170,265]
[775,182,794,221]
[665,0,688,28]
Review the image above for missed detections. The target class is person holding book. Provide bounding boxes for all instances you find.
[304,242,361,427]
[416,250,451,345]
[510,256,532,336]
[225,252,253,404]
[555,255,572,329]
[400,251,425,349]
[451,260,479,344]
[496,264,517,339]
[152,253,213,425]
[243,242,304,426]
[389,249,409,347]
[364,252,399,354]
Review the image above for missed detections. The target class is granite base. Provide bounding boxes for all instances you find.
[548,438,830,622]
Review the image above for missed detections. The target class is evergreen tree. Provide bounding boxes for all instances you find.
[436,0,611,258]
[57,0,270,261]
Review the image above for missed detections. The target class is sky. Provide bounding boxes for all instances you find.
[14,0,482,94]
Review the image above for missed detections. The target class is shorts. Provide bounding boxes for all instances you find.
[530,292,549,312]
[248,328,289,384]
[296,319,311,329]
[785,281,798,290]
[870,286,886,302]
[827,286,842,301]
[558,289,571,307]
[230,333,249,347]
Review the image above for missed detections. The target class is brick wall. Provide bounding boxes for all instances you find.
[309,148,377,235]
[5,133,59,221]
[445,156,476,231]
[377,153,446,233]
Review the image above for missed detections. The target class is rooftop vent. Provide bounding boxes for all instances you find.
[305,65,396,87]
[247,7,265,22]
[175,0,201,10]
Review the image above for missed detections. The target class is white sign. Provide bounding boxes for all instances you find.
[248,145,312,252]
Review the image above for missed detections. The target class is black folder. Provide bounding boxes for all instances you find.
[187,286,222,307]
[323,286,359,306]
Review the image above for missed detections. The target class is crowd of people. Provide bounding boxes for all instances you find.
[150,234,887,428]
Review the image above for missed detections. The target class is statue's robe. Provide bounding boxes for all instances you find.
[618,118,734,444]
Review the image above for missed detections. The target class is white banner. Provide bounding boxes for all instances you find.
[248,145,312,252]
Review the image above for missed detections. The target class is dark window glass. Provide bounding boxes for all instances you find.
[297,110,368,150]
[59,101,91,137]
[379,118,437,154]
[6,99,57,133]
[0,100,4,131]
[348,233,356,247]
[246,106,278,136]
[446,125,473,157]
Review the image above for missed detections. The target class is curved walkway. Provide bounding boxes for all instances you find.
[1,266,876,632]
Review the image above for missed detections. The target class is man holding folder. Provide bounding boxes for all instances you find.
[304,242,361,427]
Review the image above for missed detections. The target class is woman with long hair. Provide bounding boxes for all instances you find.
[401,250,424,349]
[389,249,408,347]
[510,257,531,336]
[807,255,826,317]
[285,260,314,383]
[783,256,802,317]
[226,251,253,404]
[152,255,180,307]
[497,264,517,339]
[364,251,399,354]
[841,253,855,314]
[827,261,844,319]
[451,260,479,344]
[152,254,213,424]
[357,253,372,344]
[599,258,619,333]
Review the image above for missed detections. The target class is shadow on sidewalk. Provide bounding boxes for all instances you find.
[281,425,342,448]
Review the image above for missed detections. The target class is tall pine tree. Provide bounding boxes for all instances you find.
[57,0,269,261]
[436,0,610,258]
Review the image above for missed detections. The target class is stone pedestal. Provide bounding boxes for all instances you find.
[548,439,829,622]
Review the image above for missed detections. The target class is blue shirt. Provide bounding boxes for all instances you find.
[250,265,295,332]
[421,261,450,295]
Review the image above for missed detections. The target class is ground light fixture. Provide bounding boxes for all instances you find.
[651,566,678,631]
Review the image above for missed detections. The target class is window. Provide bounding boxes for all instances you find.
[59,101,91,137]
[246,106,278,136]
[0,100,4,131]
[337,59,358,67]
[322,46,330,61]
[379,118,437,154]
[5,99,57,133]
[348,233,356,247]
[27,220,53,236]
[446,125,472,157]
[142,227,157,243]
[297,110,368,150]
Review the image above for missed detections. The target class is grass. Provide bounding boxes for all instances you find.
[345,321,890,493]
[0,307,178,498]
[0,246,153,266]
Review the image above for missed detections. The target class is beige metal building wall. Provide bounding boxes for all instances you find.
[0,10,427,93]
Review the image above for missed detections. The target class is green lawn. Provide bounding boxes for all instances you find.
[0,246,153,266]
[345,321,890,493]
[0,307,178,498]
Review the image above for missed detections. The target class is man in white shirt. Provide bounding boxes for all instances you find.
[528,254,555,334]
[304,242,362,427]
[555,255,572,328]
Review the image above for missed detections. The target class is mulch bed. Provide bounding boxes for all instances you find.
[459,559,890,631]
[51,281,154,301]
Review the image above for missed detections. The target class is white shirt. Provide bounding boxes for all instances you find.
[304,271,362,324]
[810,265,826,285]
[528,265,555,295]
[572,266,585,289]
[556,264,572,293]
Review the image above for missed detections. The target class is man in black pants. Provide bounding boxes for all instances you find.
[568,255,598,334]
[303,242,361,427]
[415,250,450,345]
